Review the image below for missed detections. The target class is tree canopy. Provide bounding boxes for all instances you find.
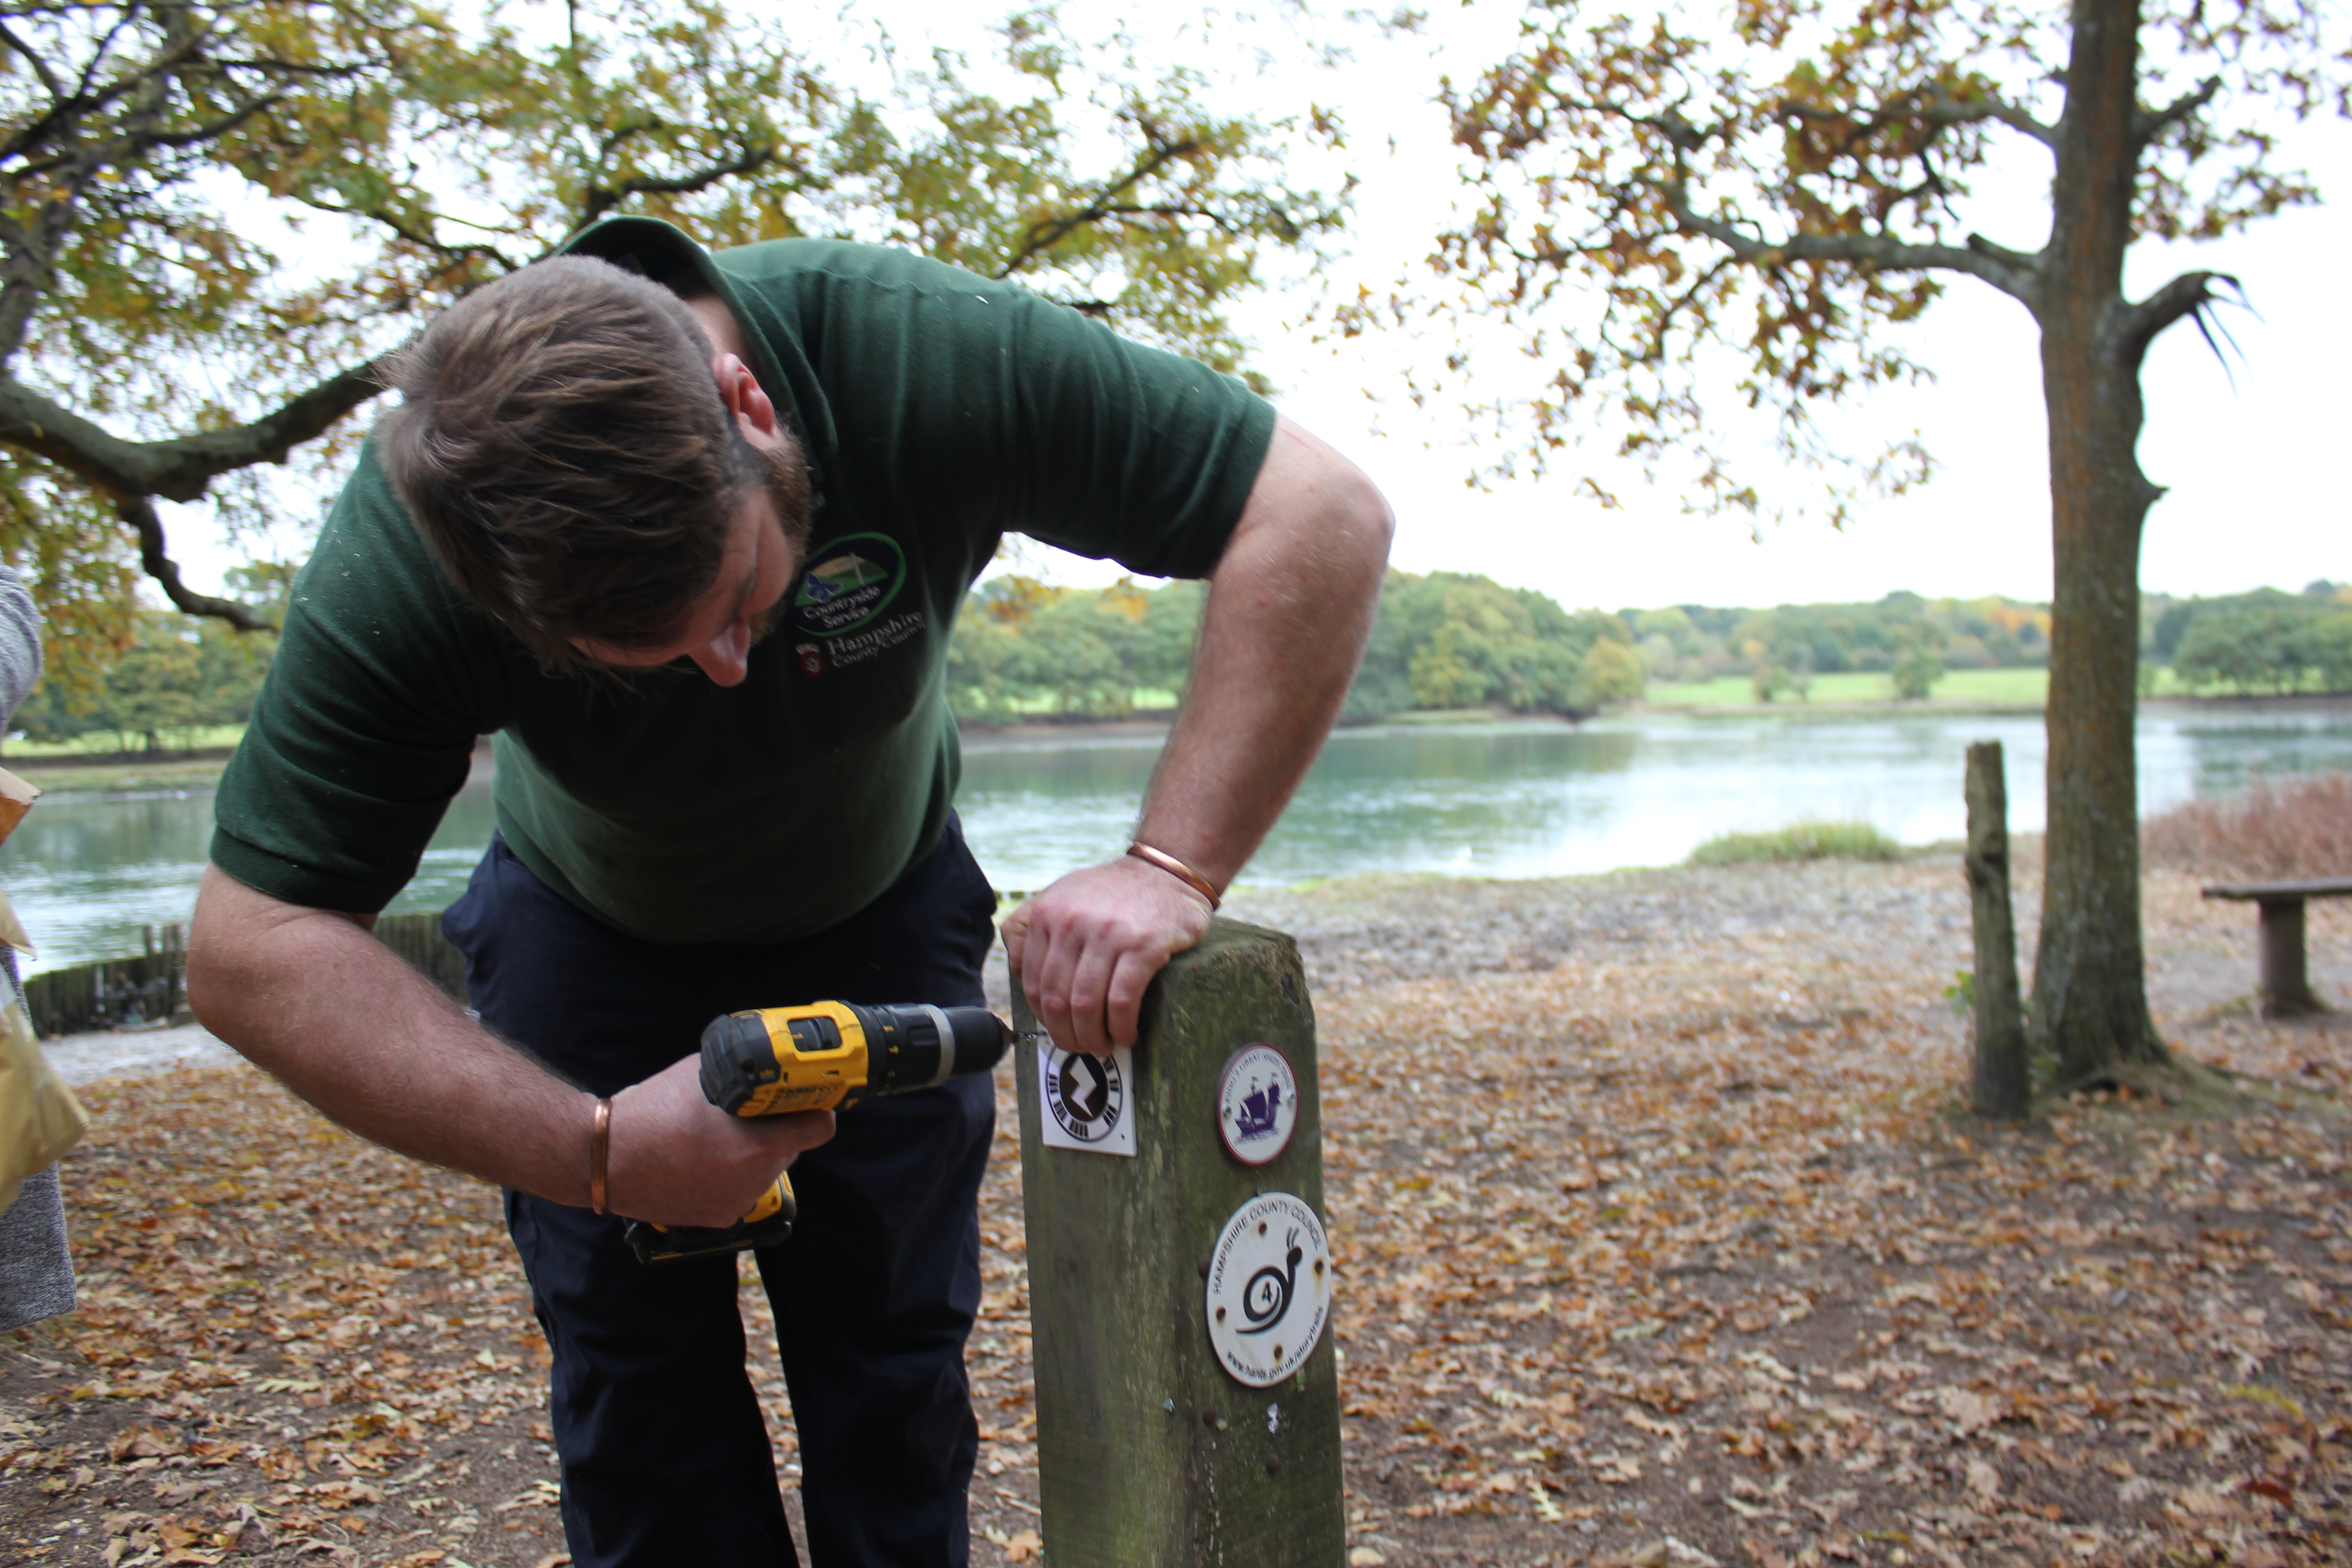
[0,0,1341,693]
[1412,0,2344,517]
[1409,0,2350,1092]
[947,575,1207,723]
[2164,585,2352,695]
[944,570,1644,726]
[1344,571,1640,720]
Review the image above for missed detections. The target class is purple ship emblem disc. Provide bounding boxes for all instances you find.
[1215,1044,1300,1166]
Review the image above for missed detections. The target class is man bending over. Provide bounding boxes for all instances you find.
[188,216,1390,1567]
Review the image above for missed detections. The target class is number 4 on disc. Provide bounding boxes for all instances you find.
[1205,1192,1332,1387]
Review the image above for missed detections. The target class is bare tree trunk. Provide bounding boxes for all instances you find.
[2028,0,2172,1083]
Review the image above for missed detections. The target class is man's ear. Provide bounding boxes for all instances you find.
[712,353,780,441]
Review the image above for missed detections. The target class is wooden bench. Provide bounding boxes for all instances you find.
[2200,878,2352,1018]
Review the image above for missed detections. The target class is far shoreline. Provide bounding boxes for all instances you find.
[7,690,2347,792]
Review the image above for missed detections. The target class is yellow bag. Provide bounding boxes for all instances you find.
[0,885,83,1215]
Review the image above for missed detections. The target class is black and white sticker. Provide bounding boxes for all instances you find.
[1205,1191,1332,1388]
[1215,1044,1299,1166]
[1037,1043,1136,1157]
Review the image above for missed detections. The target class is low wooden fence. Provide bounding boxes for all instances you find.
[24,912,470,1039]
[24,941,186,1039]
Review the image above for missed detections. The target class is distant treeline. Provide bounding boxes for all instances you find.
[1340,573,1639,721]
[10,573,2345,751]
[16,605,278,753]
[2149,583,2352,696]
[944,574,2074,720]
[946,571,1647,724]
[1626,591,2050,697]
[945,575,2352,722]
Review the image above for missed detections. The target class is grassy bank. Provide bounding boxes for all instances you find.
[1643,666,2056,708]
[1687,818,1906,864]
[5,749,237,794]
[5,724,249,760]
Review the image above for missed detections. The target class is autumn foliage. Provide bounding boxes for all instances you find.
[8,858,2351,1565]
[0,1,1340,693]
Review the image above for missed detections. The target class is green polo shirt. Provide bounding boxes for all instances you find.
[210,218,1274,943]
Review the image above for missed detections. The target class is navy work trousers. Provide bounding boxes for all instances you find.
[441,821,1000,1568]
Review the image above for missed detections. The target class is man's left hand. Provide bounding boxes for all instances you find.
[1001,414,1388,1058]
[1000,855,1214,1056]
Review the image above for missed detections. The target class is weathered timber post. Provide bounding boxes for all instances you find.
[1012,917,1344,1566]
[2253,896,2321,1019]
[1965,742,2030,1119]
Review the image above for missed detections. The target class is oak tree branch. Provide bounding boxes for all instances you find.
[2136,75,2224,149]
[0,358,388,505]
[1662,188,2043,309]
[2112,269,2234,366]
[995,130,1208,278]
[120,491,274,630]
[578,147,778,226]
[1779,86,2058,150]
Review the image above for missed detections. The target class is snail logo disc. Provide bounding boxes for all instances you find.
[1215,1043,1299,1166]
[1205,1192,1332,1388]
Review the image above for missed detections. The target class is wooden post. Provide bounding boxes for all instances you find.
[2256,898,2320,1018]
[1012,917,1344,1566]
[1965,742,2030,1119]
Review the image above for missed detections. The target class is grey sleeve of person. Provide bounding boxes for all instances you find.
[0,566,41,729]
[0,562,74,1334]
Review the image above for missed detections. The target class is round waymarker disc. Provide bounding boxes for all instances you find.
[1215,1043,1299,1166]
[1204,1191,1332,1388]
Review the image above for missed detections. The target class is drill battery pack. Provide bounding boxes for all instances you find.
[623,1172,797,1264]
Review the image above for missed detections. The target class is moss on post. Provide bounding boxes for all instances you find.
[1012,917,1344,1566]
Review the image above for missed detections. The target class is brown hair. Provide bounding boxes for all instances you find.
[376,255,797,670]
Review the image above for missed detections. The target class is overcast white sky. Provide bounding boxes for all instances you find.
[1255,105,2352,613]
[167,1,2352,614]
[1169,5,2352,612]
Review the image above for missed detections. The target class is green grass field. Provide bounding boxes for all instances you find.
[1642,665,2213,709]
[3,724,249,760]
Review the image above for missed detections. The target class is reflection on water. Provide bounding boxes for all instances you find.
[4,781,498,977]
[953,704,2352,894]
[6,702,2348,974]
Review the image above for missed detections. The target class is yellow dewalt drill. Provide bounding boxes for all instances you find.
[623,1000,1012,1264]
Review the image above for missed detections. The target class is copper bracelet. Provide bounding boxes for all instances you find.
[1127,841,1222,911]
[590,1098,612,1215]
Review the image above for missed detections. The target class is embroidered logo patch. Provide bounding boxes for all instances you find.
[789,533,905,637]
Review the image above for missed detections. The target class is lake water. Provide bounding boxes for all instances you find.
[7,702,2348,975]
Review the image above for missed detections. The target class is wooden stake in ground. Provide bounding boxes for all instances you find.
[1966,741,2029,1119]
[1012,918,1343,1566]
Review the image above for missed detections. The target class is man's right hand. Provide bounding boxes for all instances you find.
[605,1054,834,1228]
[191,864,827,1224]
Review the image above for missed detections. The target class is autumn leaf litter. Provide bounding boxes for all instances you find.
[4,854,2349,1566]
